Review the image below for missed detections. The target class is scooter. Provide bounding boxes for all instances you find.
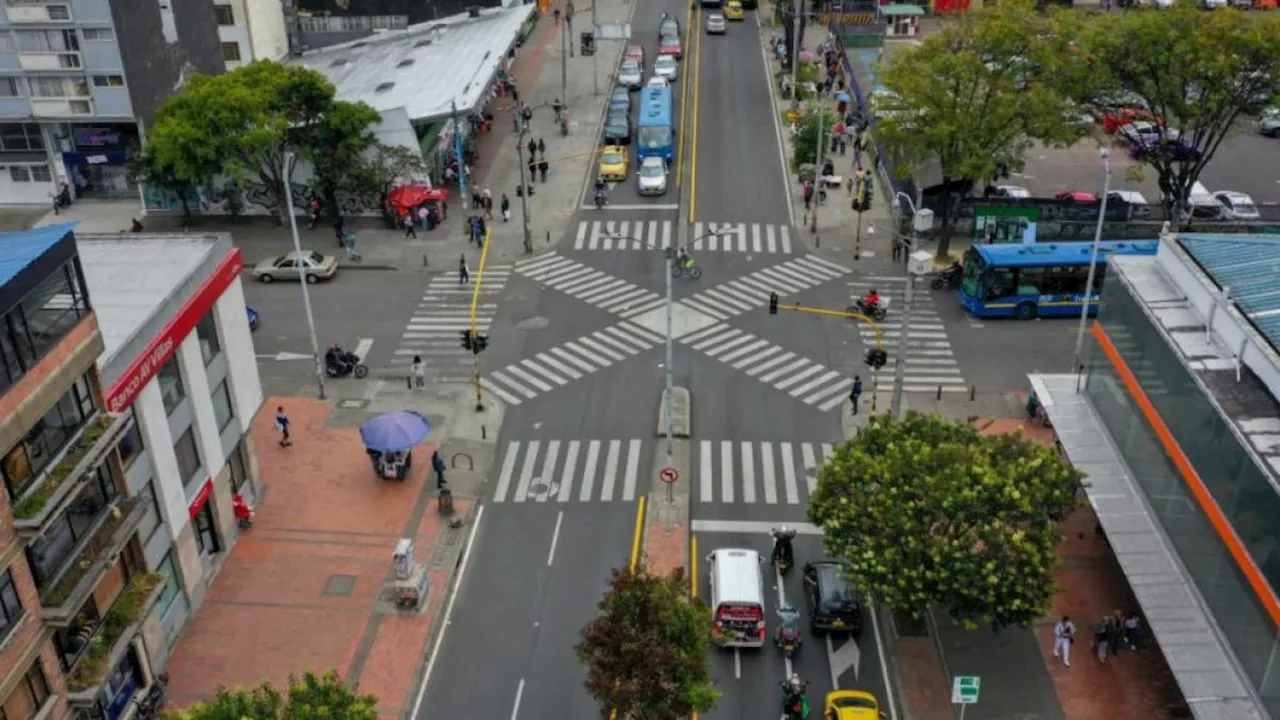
[771,526,796,575]
[776,604,802,659]
[233,493,254,529]
[325,347,369,379]
[779,676,810,720]
[847,297,889,322]
[595,188,607,210]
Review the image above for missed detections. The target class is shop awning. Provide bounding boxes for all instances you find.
[880,4,925,15]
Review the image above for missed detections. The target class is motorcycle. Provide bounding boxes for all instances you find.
[770,526,796,575]
[325,346,369,379]
[780,676,810,720]
[135,673,169,719]
[846,296,889,322]
[931,263,962,291]
[775,604,802,659]
[594,188,607,210]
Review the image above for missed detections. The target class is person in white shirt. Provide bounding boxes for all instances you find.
[411,355,426,390]
[1052,615,1076,667]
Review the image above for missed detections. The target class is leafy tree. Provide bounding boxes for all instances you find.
[305,101,382,224]
[576,565,720,719]
[348,143,429,226]
[875,1,1077,257]
[1051,4,1280,223]
[791,106,840,174]
[807,412,1082,630]
[178,670,377,720]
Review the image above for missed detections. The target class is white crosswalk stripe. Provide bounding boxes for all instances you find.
[492,439,835,504]
[680,324,854,411]
[481,321,665,406]
[388,266,512,381]
[514,252,667,316]
[847,276,968,394]
[681,255,852,320]
[572,220,795,254]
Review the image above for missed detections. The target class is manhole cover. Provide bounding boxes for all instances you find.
[518,316,550,330]
[323,574,357,597]
[526,478,560,498]
[338,399,369,409]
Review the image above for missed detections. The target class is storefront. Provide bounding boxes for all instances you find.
[881,4,922,37]
[57,124,139,199]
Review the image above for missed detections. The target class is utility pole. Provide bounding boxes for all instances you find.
[811,102,824,234]
[890,196,933,420]
[1073,148,1111,373]
[282,152,325,401]
[790,0,803,84]
[514,125,534,253]
[590,0,599,95]
[561,15,569,104]
[567,1,575,57]
[451,99,468,210]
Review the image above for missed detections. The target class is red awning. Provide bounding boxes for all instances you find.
[387,185,447,212]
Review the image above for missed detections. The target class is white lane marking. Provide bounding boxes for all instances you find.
[775,566,793,679]
[827,631,861,684]
[493,442,520,503]
[354,337,374,362]
[700,439,713,503]
[601,440,621,502]
[547,511,564,566]
[513,440,540,503]
[780,442,799,505]
[509,678,524,720]
[410,504,485,719]
[579,440,601,502]
[558,441,580,503]
[691,519,822,535]
[735,648,742,679]
[622,439,641,501]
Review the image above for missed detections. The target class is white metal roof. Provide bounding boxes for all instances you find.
[291,5,535,124]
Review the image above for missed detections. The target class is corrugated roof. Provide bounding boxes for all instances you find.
[0,222,78,288]
[292,5,535,124]
[1179,235,1280,352]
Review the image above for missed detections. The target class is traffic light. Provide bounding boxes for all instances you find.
[580,32,595,56]
[864,348,887,369]
[460,330,473,351]
[473,333,489,354]
[769,292,779,315]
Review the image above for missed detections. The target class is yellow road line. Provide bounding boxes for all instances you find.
[468,227,493,409]
[629,495,647,573]
[691,534,699,720]
[676,0,695,188]
[688,6,703,224]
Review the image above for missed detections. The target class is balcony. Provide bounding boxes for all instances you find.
[40,496,144,625]
[30,98,92,117]
[5,3,73,23]
[17,52,82,71]
[63,572,162,696]
[12,412,132,535]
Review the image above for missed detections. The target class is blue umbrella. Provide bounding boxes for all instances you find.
[359,411,433,453]
[835,91,852,103]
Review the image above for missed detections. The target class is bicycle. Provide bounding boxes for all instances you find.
[671,260,702,280]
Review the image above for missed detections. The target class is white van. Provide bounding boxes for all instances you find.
[706,547,766,648]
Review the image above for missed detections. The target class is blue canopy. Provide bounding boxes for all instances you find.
[359,411,433,452]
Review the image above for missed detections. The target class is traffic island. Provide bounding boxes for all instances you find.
[643,386,693,576]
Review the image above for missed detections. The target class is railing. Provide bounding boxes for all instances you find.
[30,98,92,116]
[65,573,163,693]
[41,496,144,623]
[12,412,129,528]
[17,52,81,71]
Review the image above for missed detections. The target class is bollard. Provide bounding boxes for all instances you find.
[970,385,976,401]
[546,229,551,245]
[406,375,412,390]
[936,385,943,401]
[423,253,429,267]
[482,424,487,440]
[437,488,454,516]
[815,235,820,248]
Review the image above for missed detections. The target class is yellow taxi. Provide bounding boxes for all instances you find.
[597,146,629,182]
[823,690,885,720]
[724,0,745,19]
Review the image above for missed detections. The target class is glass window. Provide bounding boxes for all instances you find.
[195,313,220,364]
[116,418,143,469]
[211,380,233,432]
[0,79,19,98]
[228,443,249,491]
[15,29,77,52]
[91,75,124,88]
[0,35,11,52]
[153,551,183,619]
[0,570,24,640]
[135,481,163,545]
[214,4,234,24]
[29,165,50,183]
[1,662,50,720]
[194,503,220,556]
[1,375,93,498]
[173,427,201,486]
[157,357,184,414]
[81,28,114,41]
[220,42,241,62]
[8,166,29,182]
[21,262,86,359]
[0,123,44,152]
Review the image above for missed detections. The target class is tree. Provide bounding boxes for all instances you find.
[875,1,1077,257]
[576,566,720,719]
[348,143,429,226]
[178,670,377,720]
[128,146,204,224]
[807,412,1083,630]
[791,106,840,175]
[305,101,382,224]
[1051,4,1280,223]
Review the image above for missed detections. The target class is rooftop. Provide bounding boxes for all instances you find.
[0,223,76,288]
[75,234,228,370]
[1178,235,1280,356]
[291,4,535,124]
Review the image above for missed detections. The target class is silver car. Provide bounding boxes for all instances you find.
[706,12,726,33]
[253,250,339,283]
[654,54,678,82]
[638,156,668,195]
[618,60,643,90]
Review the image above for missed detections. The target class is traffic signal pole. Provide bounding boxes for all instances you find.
[768,294,887,411]
[469,227,494,412]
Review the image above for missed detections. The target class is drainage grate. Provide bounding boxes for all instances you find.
[323,574,357,597]
[893,610,929,637]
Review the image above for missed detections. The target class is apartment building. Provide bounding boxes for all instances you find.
[213,0,287,69]
[0,0,224,205]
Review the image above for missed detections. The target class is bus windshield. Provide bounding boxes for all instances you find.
[960,249,984,299]
[638,126,672,149]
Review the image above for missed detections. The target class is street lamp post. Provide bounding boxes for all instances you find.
[889,192,932,420]
[1072,148,1111,373]
[514,123,534,253]
[281,151,326,400]
[451,100,468,210]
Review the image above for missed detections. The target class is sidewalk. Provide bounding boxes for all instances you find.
[162,381,496,720]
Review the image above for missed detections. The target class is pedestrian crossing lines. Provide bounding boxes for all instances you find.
[572,220,795,254]
[847,276,967,394]
[493,439,644,502]
[696,440,834,504]
[480,321,664,406]
[680,324,853,411]
[515,252,667,317]
[681,255,851,321]
[390,266,513,378]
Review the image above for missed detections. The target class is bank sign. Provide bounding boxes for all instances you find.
[105,248,244,414]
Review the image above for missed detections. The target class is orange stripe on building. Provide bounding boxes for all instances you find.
[1092,322,1280,629]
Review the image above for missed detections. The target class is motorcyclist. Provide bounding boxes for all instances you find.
[863,288,881,312]
[770,526,796,569]
[324,344,342,371]
[678,247,694,270]
[775,603,801,645]
[780,674,810,719]
[594,179,607,207]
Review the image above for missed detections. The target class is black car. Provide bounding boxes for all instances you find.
[604,111,632,145]
[803,560,863,636]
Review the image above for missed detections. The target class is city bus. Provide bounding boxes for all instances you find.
[958,240,1158,320]
[636,85,674,165]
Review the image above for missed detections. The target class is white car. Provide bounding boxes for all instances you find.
[618,60,643,90]
[646,76,669,88]
[638,156,668,195]
[996,185,1031,199]
[705,12,726,34]
[1259,107,1280,138]
[654,54,679,82]
[1214,190,1260,220]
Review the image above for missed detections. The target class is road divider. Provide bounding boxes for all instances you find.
[657,386,692,438]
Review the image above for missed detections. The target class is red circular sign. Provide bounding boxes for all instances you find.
[660,466,679,484]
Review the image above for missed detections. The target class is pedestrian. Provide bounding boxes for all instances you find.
[1122,611,1141,650]
[554,6,561,23]
[892,237,904,263]
[332,216,346,245]
[802,180,813,210]
[538,157,549,183]
[528,156,538,181]
[411,354,426,389]
[527,137,537,159]
[850,376,863,415]
[459,253,470,285]
[344,232,361,262]
[1091,616,1113,663]
[501,193,511,222]
[403,212,417,238]
[510,80,520,104]
[432,450,447,489]
[537,138,546,157]
[417,204,428,229]
[1052,615,1076,667]
[482,185,493,219]
[552,97,564,123]
[521,103,533,126]
[274,406,292,447]
[308,197,322,229]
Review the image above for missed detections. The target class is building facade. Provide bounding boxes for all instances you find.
[214,0,287,69]
[0,0,224,204]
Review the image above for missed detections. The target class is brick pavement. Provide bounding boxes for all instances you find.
[644,520,688,577]
[164,397,474,719]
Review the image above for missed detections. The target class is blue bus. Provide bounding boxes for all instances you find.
[958,240,1158,320]
[636,85,674,164]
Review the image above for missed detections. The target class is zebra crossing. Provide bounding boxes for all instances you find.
[515,252,668,317]
[680,324,853,411]
[480,321,664,406]
[490,439,836,504]
[847,276,968,394]
[390,265,513,381]
[680,255,851,321]
[573,220,795,254]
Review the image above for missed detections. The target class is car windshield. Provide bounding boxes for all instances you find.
[657,58,675,70]
[640,162,663,177]
[661,33,679,46]
[1235,201,1258,214]
[602,152,624,164]
[638,126,672,148]
[710,13,724,20]
[832,696,878,710]
[607,117,627,129]
[621,61,639,74]
[816,566,857,609]
[660,19,678,34]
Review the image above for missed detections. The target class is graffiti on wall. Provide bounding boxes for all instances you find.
[142,175,384,217]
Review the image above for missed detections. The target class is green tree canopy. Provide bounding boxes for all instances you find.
[178,670,377,720]
[875,0,1077,256]
[576,566,720,719]
[348,143,428,226]
[808,412,1083,630]
[791,106,840,174]
[1051,4,1280,222]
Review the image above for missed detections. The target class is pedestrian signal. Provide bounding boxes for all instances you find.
[864,348,887,369]
[769,292,779,315]
[460,330,473,350]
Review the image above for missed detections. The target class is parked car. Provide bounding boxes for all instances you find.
[1055,190,1098,203]
[1214,190,1261,220]
[1116,120,1161,146]
[618,61,643,90]
[1107,190,1152,219]
[654,54,679,82]
[803,560,863,636]
[253,251,338,284]
[609,86,631,113]
[1129,136,1200,162]
[1103,106,1155,133]
[705,11,726,34]
[638,155,668,195]
[1259,108,1280,138]
[604,111,632,145]
[995,185,1031,199]
[659,32,682,59]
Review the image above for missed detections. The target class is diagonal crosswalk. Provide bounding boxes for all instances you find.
[681,255,851,321]
[847,276,968,395]
[573,220,795,254]
[680,324,853,411]
[490,439,836,504]
[389,266,512,382]
[515,252,667,317]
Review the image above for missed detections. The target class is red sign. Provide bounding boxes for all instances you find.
[105,247,245,414]
[188,477,214,518]
[660,466,679,484]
